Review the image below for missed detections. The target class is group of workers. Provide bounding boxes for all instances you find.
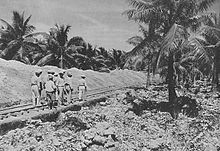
[31,69,87,109]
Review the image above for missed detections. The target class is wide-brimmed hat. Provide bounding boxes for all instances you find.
[48,74,53,80]
[35,69,43,74]
[59,70,65,75]
[54,72,58,76]
[48,69,55,75]
[81,74,86,78]
[67,71,72,77]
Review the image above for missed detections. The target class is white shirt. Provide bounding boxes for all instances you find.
[78,79,87,87]
[31,75,41,87]
[45,80,56,92]
[56,77,65,87]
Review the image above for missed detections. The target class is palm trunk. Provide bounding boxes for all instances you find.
[215,50,219,87]
[146,59,151,87]
[167,53,178,119]
[213,50,219,88]
[193,75,196,86]
[60,47,63,69]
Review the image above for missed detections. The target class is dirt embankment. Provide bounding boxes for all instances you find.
[0,58,146,106]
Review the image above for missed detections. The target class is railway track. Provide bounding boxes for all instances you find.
[0,82,145,121]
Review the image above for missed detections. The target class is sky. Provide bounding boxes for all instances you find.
[0,0,219,51]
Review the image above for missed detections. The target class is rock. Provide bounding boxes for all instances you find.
[126,111,136,119]
[80,142,87,149]
[29,119,42,126]
[61,136,72,142]
[75,142,87,150]
[100,102,107,106]
[141,147,150,151]
[83,139,93,146]
[65,111,74,117]
[104,140,115,148]
[148,138,164,149]
[133,99,141,104]
[84,128,96,140]
[35,134,43,142]
[55,112,67,127]
[93,135,107,145]
[103,127,115,136]
[28,137,38,145]
[205,144,217,151]
[53,138,61,146]
[95,122,110,131]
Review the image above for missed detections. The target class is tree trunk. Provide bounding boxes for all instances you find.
[146,59,151,87]
[213,49,219,89]
[167,53,178,119]
[215,49,219,88]
[60,47,64,69]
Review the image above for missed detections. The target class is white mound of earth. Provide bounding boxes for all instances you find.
[0,58,146,105]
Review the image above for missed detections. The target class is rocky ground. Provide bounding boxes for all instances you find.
[0,83,220,151]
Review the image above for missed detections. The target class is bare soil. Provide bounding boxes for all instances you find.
[0,84,219,151]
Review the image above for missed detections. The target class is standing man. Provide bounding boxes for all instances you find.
[53,72,59,105]
[65,71,73,103]
[45,74,57,109]
[47,69,55,79]
[57,71,66,105]
[31,69,43,106]
[78,75,87,101]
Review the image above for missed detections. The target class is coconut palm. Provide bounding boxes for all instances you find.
[0,11,42,63]
[124,25,160,72]
[112,49,126,69]
[34,24,85,69]
[201,13,220,86]
[126,25,149,47]
[124,0,216,118]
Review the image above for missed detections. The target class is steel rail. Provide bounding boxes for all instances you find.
[0,82,144,118]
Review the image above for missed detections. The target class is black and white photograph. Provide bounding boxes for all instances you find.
[0,0,220,150]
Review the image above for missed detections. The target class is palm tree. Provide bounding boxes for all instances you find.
[124,24,161,72]
[0,11,42,63]
[126,25,149,47]
[201,13,220,86]
[112,49,125,69]
[34,24,85,69]
[124,0,217,118]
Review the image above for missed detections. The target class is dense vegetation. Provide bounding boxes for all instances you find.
[123,0,220,118]
[0,12,125,71]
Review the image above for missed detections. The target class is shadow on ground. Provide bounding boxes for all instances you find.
[125,91,201,118]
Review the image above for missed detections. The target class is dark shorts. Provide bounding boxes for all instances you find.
[46,91,56,101]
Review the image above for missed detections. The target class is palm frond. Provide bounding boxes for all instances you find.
[64,25,71,34]
[139,25,149,38]
[198,0,216,12]
[126,36,144,46]
[126,0,153,11]
[188,37,213,65]
[124,38,149,59]
[160,24,187,52]
[174,62,188,75]
[155,24,188,71]
[191,67,203,77]
[23,15,32,28]
[25,25,35,35]
[0,40,20,59]
[0,19,16,38]
[36,53,55,66]
[123,9,153,23]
